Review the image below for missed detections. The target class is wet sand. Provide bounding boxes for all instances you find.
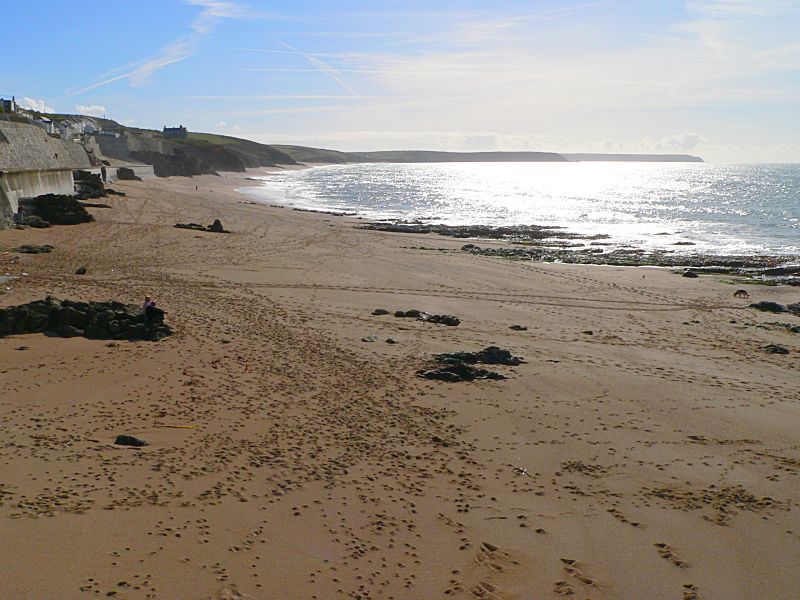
[1,169,799,599]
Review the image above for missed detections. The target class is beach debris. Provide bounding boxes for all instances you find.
[749,301,787,313]
[14,244,54,254]
[762,344,789,354]
[682,270,699,278]
[371,308,390,315]
[417,362,506,382]
[0,297,172,341]
[392,309,461,326]
[75,266,87,275]
[513,467,533,477]
[174,220,229,233]
[114,435,148,447]
[18,194,95,224]
[436,346,524,366]
[509,325,528,331]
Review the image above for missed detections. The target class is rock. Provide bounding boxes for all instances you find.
[80,201,112,208]
[372,309,390,316]
[682,270,699,278]
[105,188,127,196]
[386,338,398,344]
[787,303,800,316]
[115,167,141,181]
[749,301,787,313]
[405,309,422,318]
[175,221,228,233]
[417,363,506,382]
[763,344,789,354]
[438,314,461,326]
[114,435,148,447]
[18,194,95,225]
[20,215,50,228]
[509,325,528,331]
[436,346,524,366]
[73,170,106,199]
[75,266,87,275]
[0,297,172,341]
[582,330,594,335]
[394,310,406,318]
[361,335,379,342]
[15,244,54,254]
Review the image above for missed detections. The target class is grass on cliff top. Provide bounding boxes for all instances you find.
[187,132,237,145]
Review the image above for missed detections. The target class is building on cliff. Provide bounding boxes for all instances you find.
[0,97,18,113]
[162,125,187,139]
[0,121,92,227]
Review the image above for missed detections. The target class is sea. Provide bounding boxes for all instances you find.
[239,162,800,257]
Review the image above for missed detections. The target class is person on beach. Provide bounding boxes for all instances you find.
[143,296,154,311]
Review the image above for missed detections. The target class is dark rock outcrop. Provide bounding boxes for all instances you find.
[75,266,87,275]
[763,344,789,354]
[683,270,699,278]
[174,220,229,233]
[0,297,171,341]
[372,308,390,316]
[750,301,787,314]
[19,194,94,225]
[114,435,148,447]
[19,215,50,228]
[417,346,524,382]
[392,309,461,326]
[15,244,53,254]
[418,362,506,382]
[73,170,106,199]
[436,346,525,366]
[116,167,142,181]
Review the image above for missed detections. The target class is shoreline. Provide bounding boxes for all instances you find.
[1,169,799,599]
[236,163,800,266]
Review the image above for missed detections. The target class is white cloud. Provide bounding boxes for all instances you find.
[688,0,797,17]
[75,104,107,117]
[19,97,54,113]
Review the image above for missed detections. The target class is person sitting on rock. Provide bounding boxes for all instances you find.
[144,300,165,325]
[143,296,154,311]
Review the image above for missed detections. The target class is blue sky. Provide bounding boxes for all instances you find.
[2,0,798,161]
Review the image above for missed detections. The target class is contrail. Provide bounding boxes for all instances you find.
[273,40,357,95]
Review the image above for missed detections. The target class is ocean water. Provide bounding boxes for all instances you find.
[239,162,800,256]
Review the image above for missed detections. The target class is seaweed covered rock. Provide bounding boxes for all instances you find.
[18,194,94,225]
[418,363,506,382]
[436,346,524,366]
[116,167,141,181]
[749,301,786,314]
[73,170,106,199]
[0,297,171,341]
[174,220,229,233]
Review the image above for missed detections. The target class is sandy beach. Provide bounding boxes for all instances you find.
[1,170,798,600]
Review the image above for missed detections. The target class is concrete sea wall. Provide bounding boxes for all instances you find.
[0,121,92,226]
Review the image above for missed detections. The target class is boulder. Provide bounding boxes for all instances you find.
[115,167,141,181]
[371,309,389,316]
[19,194,94,225]
[438,315,461,326]
[682,270,699,278]
[114,435,148,447]
[208,219,225,233]
[788,303,800,316]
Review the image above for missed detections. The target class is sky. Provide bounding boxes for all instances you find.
[2,0,798,162]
